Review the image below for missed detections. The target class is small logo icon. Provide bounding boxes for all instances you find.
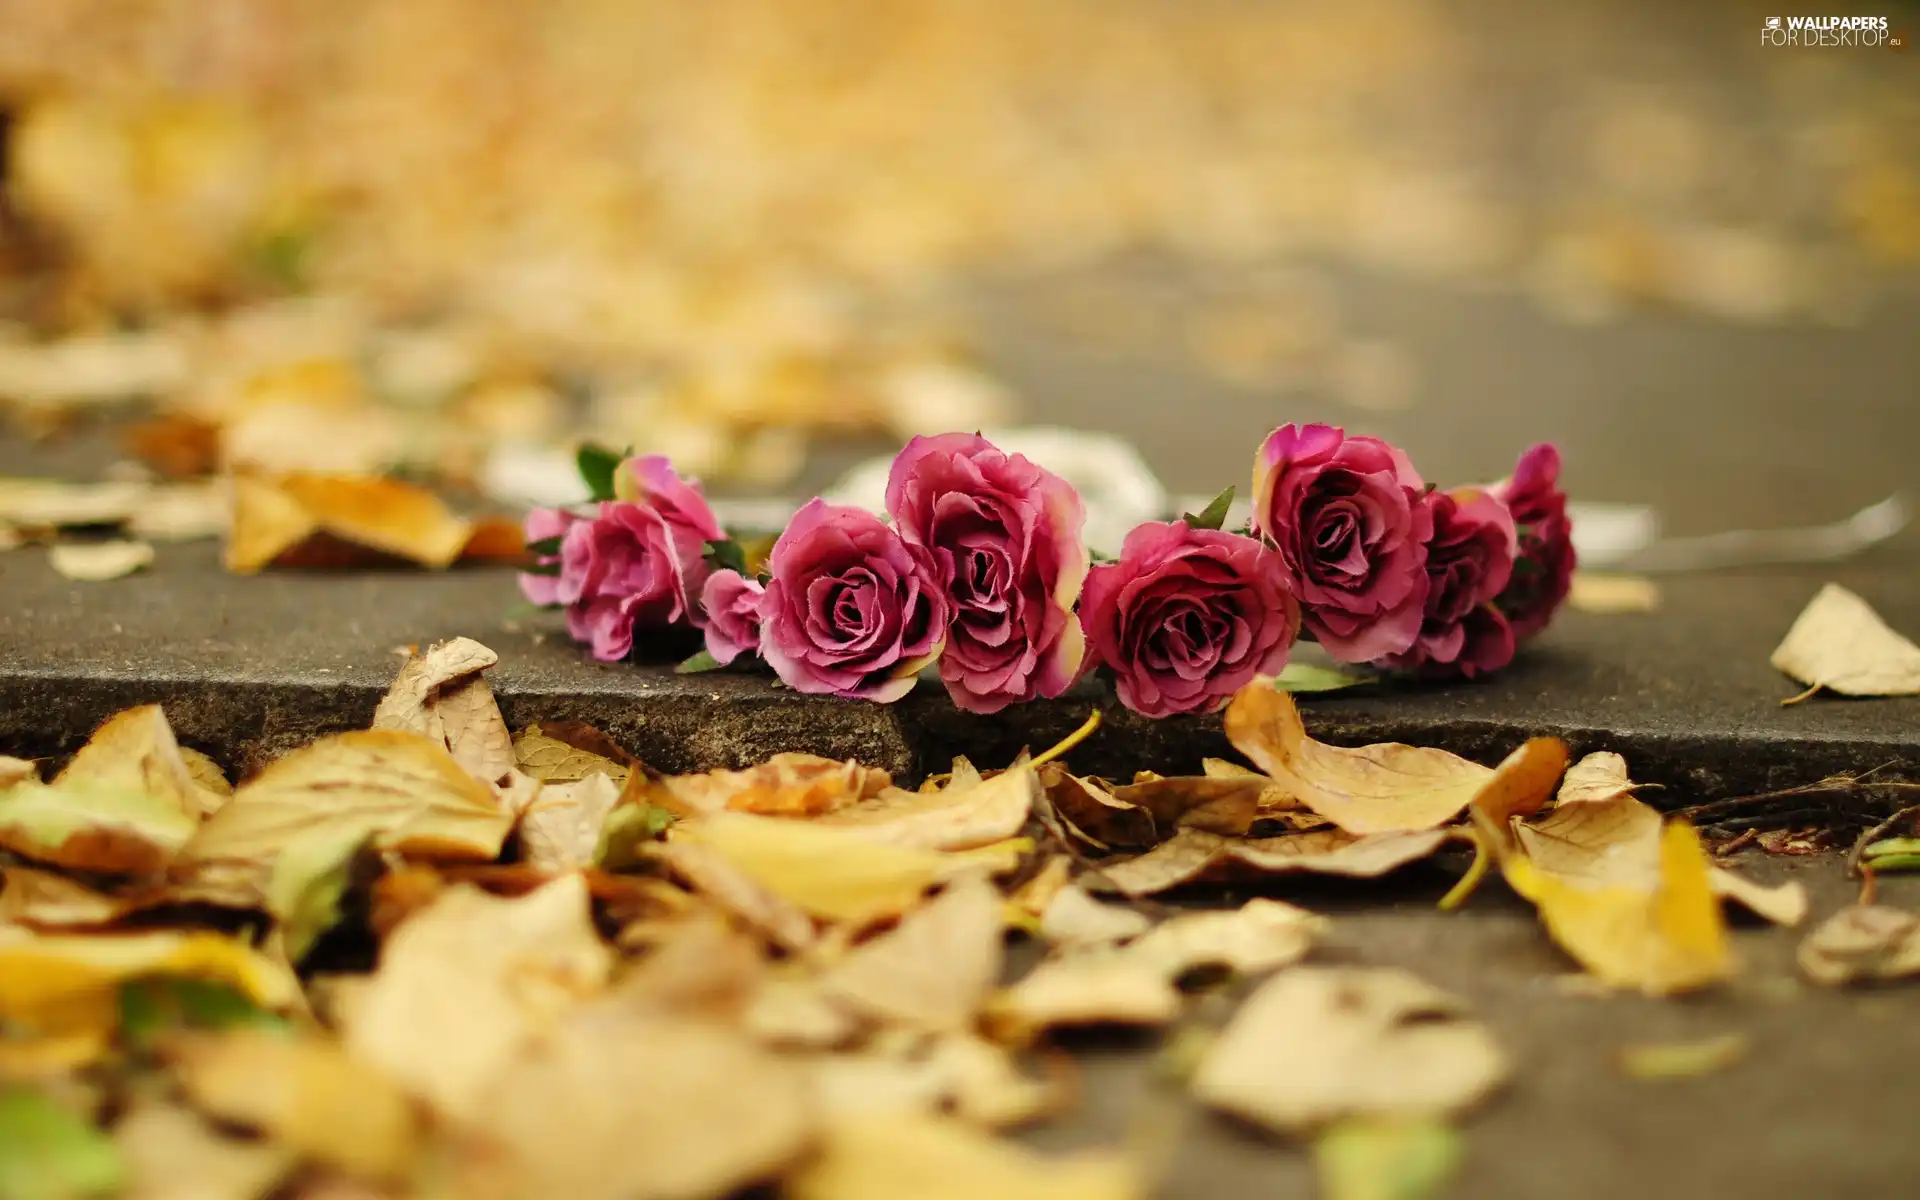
[1766,16,1782,29]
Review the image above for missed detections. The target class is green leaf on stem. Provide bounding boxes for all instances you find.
[675,649,724,675]
[703,539,749,576]
[1273,662,1380,694]
[576,444,624,502]
[1181,486,1236,532]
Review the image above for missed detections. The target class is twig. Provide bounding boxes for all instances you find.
[1846,804,1920,879]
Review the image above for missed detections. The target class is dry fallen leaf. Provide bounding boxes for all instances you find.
[0,778,197,876]
[1224,685,1495,833]
[0,477,148,528]
[804,1034,1056,1128]
[512,725,631,786]
[672,812,949,926]
[1038,768,1158,850]
[0,867,139,929]
[0,756,37,789]
[176,730,513,895]
[787,1114,1141,1200]
[1006,855,1074,925]
[1191,967,1507,1132]
[114,1101,293,1200]
[1556,751,1640,806]
[659,753,892,817]
[1615,1032,1749,1080]
[989,953,1184,1033]
[339,875,611,1121]
[818,875,1004,1031]
[371,637,518,790]
[465,1011,814,1200]
[1095,828,1450,898]
[1039,886,1153,950]
[1770,582,1920,700]
[0,929,299,1038]
[814,761,1041,852]
[1568,572,1661,614]
[58,704,218,819]
[225,472,476,573]
[1797,905,1920,985]
[171,1029,421,1181]
[127,481,230,543]
[1501,821,1734,996]
[1124,898,1326,978]
[48,539,154,581]
[518,773,622,874]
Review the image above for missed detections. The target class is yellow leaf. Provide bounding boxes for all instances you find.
[787,1114,1141,1200]
[114,1102,292,1200]
[815,761,1039,851]
[371,637,517,790]
[658,753,892,818]
[650,838,818,952]
[1770,582,1920,699]
[817,875,1004,1031]
[512,726,630,786]
[0,867,137,930]
[0,929,299,1038]
[339,875,611,1121]
[1502,821,1733,996]
[171,1030,420,1181]
[1096,828,1450,898]
[177,748,231,802]
[1224,685,1494,833]
[673,812,948,926]
[0,757,37,790]
[57,704,216,820]
[1123,898,1326,978]
[1192,967,1507,1132]
[1005,856,1074,923]
[1314,1118,1462,1200]
[0,779,196,876]
[464,1012,813,1200]
[175,730,513,897]
[224,472,474,573]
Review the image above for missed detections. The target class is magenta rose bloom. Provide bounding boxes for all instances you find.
[1488,443,1575,641]
[557,455,725,662]
[518,505,585,607]
[1375,488,1517,677]
[1251,424,1432,663]
[1081,521,1300,718]
[759,499,949,702]
[700,569,765,666]
[885,433,1089,714]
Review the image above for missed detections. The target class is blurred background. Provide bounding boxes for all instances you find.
[1,0,1915,542]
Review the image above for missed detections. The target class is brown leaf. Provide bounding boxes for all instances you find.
[1468,737,1569,825]
[1039,886,1152,950]
[463,1012,814,1200]
[1770,582,1920,699]
[1038,767,1157,850]
[788,1114,1139,1200]
[1123,898,1325,978]
[48,539,153,580]
[518,773,621,874]
[58,704,217,819]
[0,867,139,929]
[175,730,513,898]
[171,1029,422,1181]
[606,913,768,1020]
[123,413,223,479]
[989,954,1183,1032]
[1224,686,1494,833]
[339,875,612,1121]
[1096,828,1450,898]
[1005,855,1074,924]
[512,726,631,786]
[1192,967,1507,1132]
[114,1101,293,1200]
[803,1033,1057,1129]
[659,753,891,818]
[814,761,1039,851]
[178,748,232,801]
[225,472,475,573]
[1556,751,1640,806]
[371,637,517,790]
[818,875,1004,1031]
[1797,905,1920,985]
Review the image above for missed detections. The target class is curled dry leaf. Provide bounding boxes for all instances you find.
[0,477,148,528]
[339,875,612,1121]
[512,725,630,786]
[1501,821,1733,996]
[818,875,1005,1031]
[114,1101,292,1200]
[176,730,514,897]
[464,1012,813,1200]
[0,756,37,789]
[1039,767,1157,850]
[656,753,892,817]
[170,1029,421,1181]
[1224,685,1495,833]
[48,539,154,581]
[989,953,1183,1033]
[1770,582,1920,700]
[671,812,949,926]
[1096,828,1450,898]
[59,704,219,819]
[267,825,371,963]
[606,913,768,1020]
[1124,898,1326,978]
[1192,967,1507,1133]
[225,472,475,573]
[177,748,232,801]
[0,929,299,1038]
[1556,751,1639,806]
[372,637,517,791]
[815,761,1039,852]
[0,779,197,876]
[1797,905,1920,985]
[651,838,818,953]
[1468,737,1569,825]
[787,1114,1141,1200]
[0,867,139,930]
[1040,886,1152,950]
[518,772,621,874]
[804,1034,1056,1129]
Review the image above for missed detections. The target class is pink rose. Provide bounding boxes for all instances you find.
[518,505,584,607]
[1251,423,1432,662]
[885,433,1089,714]
[551,455,724,662]
[700,569,765,666]
[1081,521,1300,718]
[1488,444,1575,641]
[759,499,950,702]
[1375,488,1517,677]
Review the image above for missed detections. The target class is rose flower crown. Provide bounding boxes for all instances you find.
[519,426,1574,719]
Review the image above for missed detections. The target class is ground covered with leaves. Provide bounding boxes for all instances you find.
[2,635,1916,1200]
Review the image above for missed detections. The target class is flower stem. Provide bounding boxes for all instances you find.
[1030,710,1103,769]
